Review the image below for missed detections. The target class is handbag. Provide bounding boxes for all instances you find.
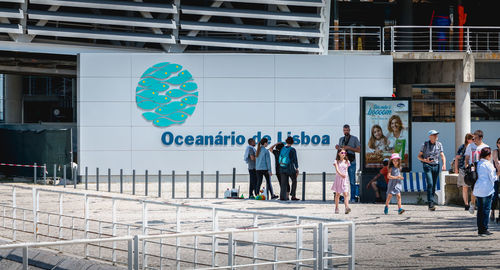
[464,161,478,187]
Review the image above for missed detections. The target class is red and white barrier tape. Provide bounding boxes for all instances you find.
[0,163,45,168]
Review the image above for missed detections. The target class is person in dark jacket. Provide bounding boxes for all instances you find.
[270,142,287,197]
[279,137,299,201]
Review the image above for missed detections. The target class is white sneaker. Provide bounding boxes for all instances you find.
[469,204,475,214]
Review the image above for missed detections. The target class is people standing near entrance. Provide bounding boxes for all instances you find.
[255,138,278,200]
[269,142,287,197]
[384,153,405,215]
[417,130,446,211]
[279,137,299,201]
[465,130,489,214]
[455,133,474,210]
[335,124,360,203]
[473,147,498,236]
[244,138,257,198]
[332,148,351,214]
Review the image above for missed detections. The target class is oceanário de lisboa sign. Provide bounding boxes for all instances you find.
[135,62,198,127]
[136,62,330,147]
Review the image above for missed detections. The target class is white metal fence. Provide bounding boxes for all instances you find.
[327,25,500,53]
[0,184,355,269]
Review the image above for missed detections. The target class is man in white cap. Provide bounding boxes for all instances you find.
[417,130,446,211]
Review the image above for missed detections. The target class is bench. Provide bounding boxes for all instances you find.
[401,171,447,205]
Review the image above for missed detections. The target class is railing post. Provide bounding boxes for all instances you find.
[215,171,220,199]
[96,167,99,191]
[158,170,161,198]
[429,27,433,52]
[12,187,16,241]
[466,27,471,51]
[112,199,117,264]
[252,214,259,270]
[176,206,181,269]
[54,164,57,186]
[302,172,306,201]
[132,169,136,195]
[350,27,354,51]
[201,171,204,199]
[120,169,123,194]
[381,27,384,53]
[85,166,88,190]
[84,194,89,258]
[108,168,111,192]
[63,164,67,188]
[23,246,28,270]
[228,232,234,267]
[312,224,318,270]
[73,165,77,189]
[348,222,356,270]
[212,208,219,267]
[34,162,37,184]
[59,193,63,244]
[232,168,236,189]
[172,170,175,199]
[32,187,37,241]
[128,239,133,270]
[318,223,324,270]
[142,201,148,269]
[322,172,326,202]
[43,164,46,185]
[134,235,139,270]
[145,170,148,196]
[390,26,395,52]
[186,170,189,198]
[296,216,303,270]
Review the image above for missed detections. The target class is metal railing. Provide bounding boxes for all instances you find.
[329,26,382,52]
[0,184,355,269]
[0,220,354,270]
[383,26,500,53]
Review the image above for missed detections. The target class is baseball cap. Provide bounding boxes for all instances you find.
[428,130,439,136]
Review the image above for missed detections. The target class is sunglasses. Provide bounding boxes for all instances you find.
[340,151,347,154]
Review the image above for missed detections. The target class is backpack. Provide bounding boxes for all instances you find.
[464,161,478,187]
[279,147,291,168]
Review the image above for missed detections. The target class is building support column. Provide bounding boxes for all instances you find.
[454,55,474,151]
[4,74,23,123]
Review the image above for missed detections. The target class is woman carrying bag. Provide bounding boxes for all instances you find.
[473,147,498,236]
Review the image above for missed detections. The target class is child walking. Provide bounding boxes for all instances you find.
[384,153,405,215]
[332,148,351,214]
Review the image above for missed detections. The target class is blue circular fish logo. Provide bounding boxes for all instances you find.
[135,62,198,127]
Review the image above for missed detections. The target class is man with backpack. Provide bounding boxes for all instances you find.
[417,130,447,211]
[336,124,361,203]
[279,137,299,201]
[464,130,489,214]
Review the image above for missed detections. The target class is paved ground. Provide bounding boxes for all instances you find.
[0,182,499,269]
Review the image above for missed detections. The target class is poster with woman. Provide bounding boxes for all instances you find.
[361,98,411,171]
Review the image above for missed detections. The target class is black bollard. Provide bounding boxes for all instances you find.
[120,169,123,194]
[85,167,88,190]
[132,169,136,195]
[172,170,175,199]
[158,170,161,198]
[201,171,204,199]
[322,172,326,202]
[186,171,190,198]
[302,172,306,201]
[232,168,236,189]
[63,164,66,188]
[73,165,77,189]
[108,168,111,192]
[216,171,220,199]
[96,167,99,191]
[145,170,148,196]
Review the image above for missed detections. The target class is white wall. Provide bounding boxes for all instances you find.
[78,54,393,174]
[411,121,500,171]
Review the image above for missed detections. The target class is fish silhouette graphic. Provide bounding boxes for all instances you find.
[136,62,198,127]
